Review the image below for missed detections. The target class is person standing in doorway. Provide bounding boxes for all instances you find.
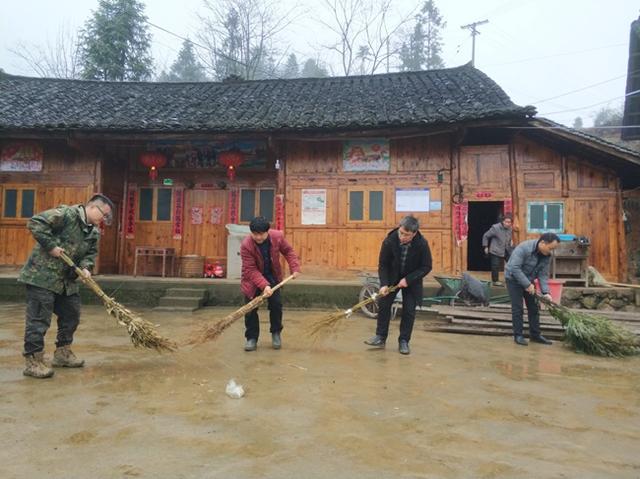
[482,213,513,286]
[364,216,432,355]
[19,194,114,379]
[505,233,560,346]
[240,216,301,352]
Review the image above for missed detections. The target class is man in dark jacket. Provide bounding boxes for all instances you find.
[482,214,513,286]
[504,232,560,346]
[240,216,301,352]
[364,216,432,355]
[18,194,114,379]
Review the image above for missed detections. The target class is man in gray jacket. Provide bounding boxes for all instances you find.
[482,214,513,286]
[504,233,560,346]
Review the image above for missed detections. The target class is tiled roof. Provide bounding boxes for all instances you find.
[0,64,533,133]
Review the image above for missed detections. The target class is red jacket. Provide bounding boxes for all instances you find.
[240,230,301,298]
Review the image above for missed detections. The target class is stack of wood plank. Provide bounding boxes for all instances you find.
[420,304,640,339]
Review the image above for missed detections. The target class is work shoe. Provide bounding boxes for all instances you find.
[493,281,504,287]
[399,340,411,355]
[244,338,257,352]
[272,332,282,350]
[364,335,386,347]
[52,345,85,368]
[531,335,553,345]
[514,335,528,346]
[23,352,54,379]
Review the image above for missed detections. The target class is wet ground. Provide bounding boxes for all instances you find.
[1,303,639,479]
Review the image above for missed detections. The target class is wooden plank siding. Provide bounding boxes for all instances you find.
[0,140,98,266]
[283,136,453,276]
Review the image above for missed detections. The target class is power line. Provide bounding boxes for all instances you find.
[535,73,629,104]
[484,42,626,67]
[539,89,640,116]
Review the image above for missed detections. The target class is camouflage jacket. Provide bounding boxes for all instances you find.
[18,204,100,295]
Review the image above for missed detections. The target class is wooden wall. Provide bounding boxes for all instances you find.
[0,140,98,266]
[283,135,453,276]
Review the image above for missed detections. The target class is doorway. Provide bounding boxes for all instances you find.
[467,201,504,271]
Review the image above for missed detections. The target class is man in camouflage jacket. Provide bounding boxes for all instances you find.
[18,194,114,379]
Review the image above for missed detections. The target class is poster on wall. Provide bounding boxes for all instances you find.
[190,206,203,225]
[0,142,43,171]
[228,189,239,224]
[301,189,327,225]
[343,139,390,172]
[396,188,430,212]
[125,185,137,239]
[172,189,184,239]
[210,206,224,225]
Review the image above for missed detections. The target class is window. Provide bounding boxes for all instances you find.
[527,202,563,233]
[139,187,173,222]
[348,189,384,222]
[240,188,275,222]
[2,187,36,219]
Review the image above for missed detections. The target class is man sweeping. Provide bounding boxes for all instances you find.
[364,216,432,355]
[240,216,301,352]
[19,194,114,378]
[505,232,560,346]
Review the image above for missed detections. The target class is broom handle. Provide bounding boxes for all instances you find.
[263,274,296,297]
[59,251,110,301]
[606,282,640,290]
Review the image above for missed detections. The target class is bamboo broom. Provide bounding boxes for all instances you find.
[307,284,400,338]
[538,294,640,357]
[60,252,177,352]
[188,274,296,345]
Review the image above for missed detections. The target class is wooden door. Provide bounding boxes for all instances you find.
[574,199,615,278]
[182,189,228,262]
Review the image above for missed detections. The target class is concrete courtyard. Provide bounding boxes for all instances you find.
[0,302,639,478]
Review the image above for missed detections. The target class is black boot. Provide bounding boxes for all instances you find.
[398,340,410,355]
[514,335,528,346]
[244,338,257,351]
[531,335,552,345]
[364,335,385,347]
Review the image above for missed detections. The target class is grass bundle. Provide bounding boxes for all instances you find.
[307,285,399,338]
[188,275,295,345]
[60,252,177,352]
[538,295,640,357]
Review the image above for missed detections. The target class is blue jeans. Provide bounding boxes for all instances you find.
[506,280,541,338]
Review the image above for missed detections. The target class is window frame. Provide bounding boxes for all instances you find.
[527,201,564,233]
[347,187,385,224]
[1,185,37,221]
[239,187,275,223]
[137,187,173,223]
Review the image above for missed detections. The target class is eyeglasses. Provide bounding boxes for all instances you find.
[95,204,113,225]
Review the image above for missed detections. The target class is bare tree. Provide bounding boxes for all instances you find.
[9,23,81,78]
[318,0,416,76]
[197,0,299,80]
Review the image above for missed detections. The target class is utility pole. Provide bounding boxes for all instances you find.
[460,19,489,66]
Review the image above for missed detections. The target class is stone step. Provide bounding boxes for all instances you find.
[152,305,199,313]
[157,296,204,308]
[164,288,208,299]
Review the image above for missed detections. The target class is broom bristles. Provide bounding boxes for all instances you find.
[306,285,399,338]
[540,296,640,357]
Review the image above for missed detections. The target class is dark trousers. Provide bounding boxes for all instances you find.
[24,284,81,356]
[244,289,283,340]
[506,279,541,338]
[376,287,418,343]
[490,254,504,283]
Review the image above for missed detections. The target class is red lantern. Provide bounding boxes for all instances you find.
[218,149,245,181]
[140,152,167,180]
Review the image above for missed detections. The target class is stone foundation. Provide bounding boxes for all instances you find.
[561,287,640,312]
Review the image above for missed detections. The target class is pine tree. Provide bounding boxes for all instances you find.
[159,40,207,82]
[283,53,299,79]
[399,0,445,71]
[79,0,153,81]
[300,59,329,78]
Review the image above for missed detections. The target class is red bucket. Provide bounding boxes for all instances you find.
[534,279,564,303]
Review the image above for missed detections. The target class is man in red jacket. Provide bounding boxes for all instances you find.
[240,216,301,351]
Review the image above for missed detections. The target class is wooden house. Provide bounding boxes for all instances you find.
[1,64,639,280]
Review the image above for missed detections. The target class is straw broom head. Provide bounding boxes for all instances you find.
[307,285,398,339]
[540,296,640,357]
